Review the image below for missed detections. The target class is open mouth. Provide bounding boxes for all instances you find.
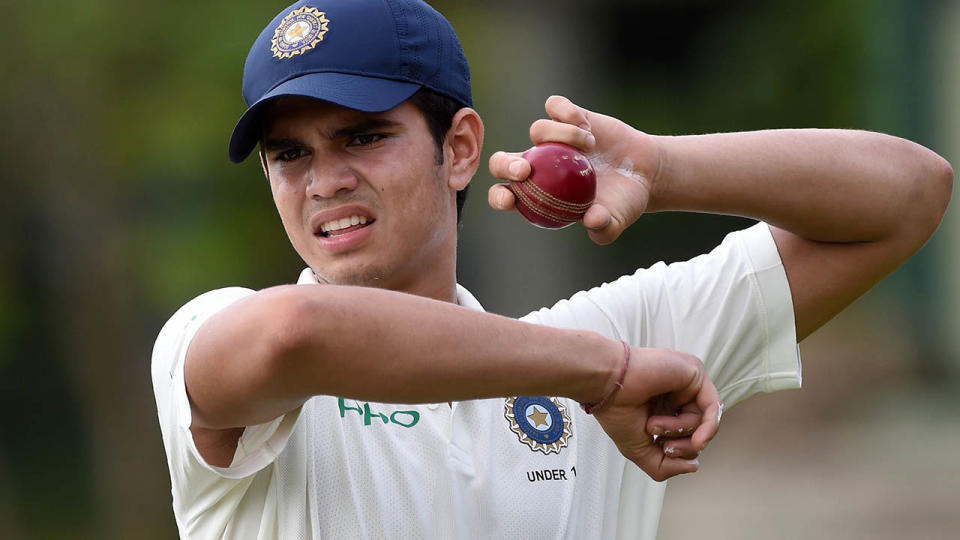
[317,215,374,238]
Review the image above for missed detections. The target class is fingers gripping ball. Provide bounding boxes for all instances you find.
[508,143,597,229]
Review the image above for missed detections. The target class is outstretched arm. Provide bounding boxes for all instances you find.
[186,283,719,480]
[489,96,953,340]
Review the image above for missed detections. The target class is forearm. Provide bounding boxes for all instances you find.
[492,97,953,345]
[648,129,953,243]
[186,285,621,428]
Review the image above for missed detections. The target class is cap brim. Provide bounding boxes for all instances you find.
[228,72,421,163]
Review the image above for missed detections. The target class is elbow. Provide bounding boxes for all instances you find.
[936,156,954,211]
[922,154,953,234]
[903,149,954,243]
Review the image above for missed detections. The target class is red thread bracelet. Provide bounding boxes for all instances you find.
[580,341,630,414]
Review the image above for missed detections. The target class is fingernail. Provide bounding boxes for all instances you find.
[664,446,675,456]
[686,459,700,467]
[650,426,664,436]
[677,427,684,434]
[497,191,509,208]
[586,134,596,148]
[508,161,523,178]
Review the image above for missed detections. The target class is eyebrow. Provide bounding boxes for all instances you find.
[327,118,403,140]
[262,117,404,153]
[262,137,305,153]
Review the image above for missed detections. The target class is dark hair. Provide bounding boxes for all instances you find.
[407,87,470,225]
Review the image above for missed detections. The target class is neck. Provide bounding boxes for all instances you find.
[312,270,457,303]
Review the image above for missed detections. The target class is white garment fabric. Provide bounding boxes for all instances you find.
[152,222,801,539]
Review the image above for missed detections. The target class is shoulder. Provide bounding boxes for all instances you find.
[166,287,258,324]
[162,287,255,329]
[152,287,256,379]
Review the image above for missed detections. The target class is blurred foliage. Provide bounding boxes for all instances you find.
[0,0,951,537]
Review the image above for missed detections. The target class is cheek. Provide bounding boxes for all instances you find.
[397,168,454,242]
[389,164,445,218]
[271,182,306,236]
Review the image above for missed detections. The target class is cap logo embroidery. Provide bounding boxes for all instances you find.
[270,6,330,59]
[504,396,572,455]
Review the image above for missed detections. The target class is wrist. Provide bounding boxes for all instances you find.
[568,336,627,405]
[579,341,630,414]
[642,134,672,213]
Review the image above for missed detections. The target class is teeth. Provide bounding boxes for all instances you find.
[320,215,369,233]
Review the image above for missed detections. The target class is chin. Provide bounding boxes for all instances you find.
[311,261,391,289]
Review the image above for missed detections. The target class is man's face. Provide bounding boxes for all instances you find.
[261,97,459,297]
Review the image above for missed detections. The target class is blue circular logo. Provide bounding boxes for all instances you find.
[271,7,330,59]
[513,396,564,444]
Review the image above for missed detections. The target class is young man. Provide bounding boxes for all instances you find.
[152,1,952,538]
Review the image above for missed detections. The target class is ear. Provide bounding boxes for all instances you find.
[444,107,484,192]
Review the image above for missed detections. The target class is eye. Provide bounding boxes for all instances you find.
[273,147,307,162]
[348,133,386,147]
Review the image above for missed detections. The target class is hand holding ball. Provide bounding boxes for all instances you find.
[508,143,597,229]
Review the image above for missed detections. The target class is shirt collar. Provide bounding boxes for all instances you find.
[296,268,485,312]
[296,268,316,285]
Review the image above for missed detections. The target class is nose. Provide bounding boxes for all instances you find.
[305,158,358,199]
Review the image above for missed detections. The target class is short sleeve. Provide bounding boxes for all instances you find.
[151,287,304,521]
[521,222,802,407]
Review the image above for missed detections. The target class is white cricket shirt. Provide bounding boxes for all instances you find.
[152,222,801,539]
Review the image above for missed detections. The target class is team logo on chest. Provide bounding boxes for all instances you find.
[270,6,330,59]
[504,396,572,454]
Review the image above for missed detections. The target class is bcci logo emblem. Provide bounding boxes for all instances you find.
[504,396,572,455]
[271,6,330,59]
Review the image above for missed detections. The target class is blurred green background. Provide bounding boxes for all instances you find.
[1,0,958,538]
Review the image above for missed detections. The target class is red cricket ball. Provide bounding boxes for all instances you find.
[508,143,597,229]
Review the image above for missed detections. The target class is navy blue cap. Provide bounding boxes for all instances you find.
[228,0,472,163]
